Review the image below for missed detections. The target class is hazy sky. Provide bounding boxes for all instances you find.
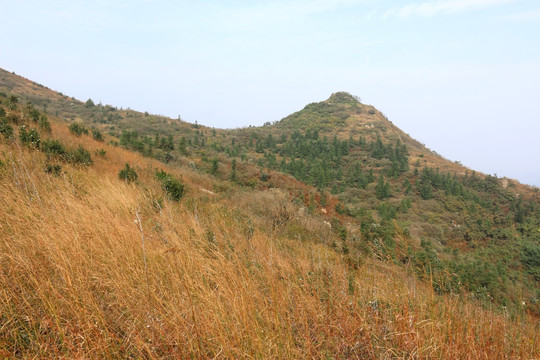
[1,0,539,186]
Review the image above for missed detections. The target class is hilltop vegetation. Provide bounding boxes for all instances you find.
[0,69,539,358]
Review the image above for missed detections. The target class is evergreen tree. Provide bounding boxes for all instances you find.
[85,98,95,108]
[375,174,391,200]
[403,178,413,194]
[210,158,219,175]
[367,168,375,183]
[166,134,175,151]
[178,137,188,156]
[418,180,433,200]
[230,159,237,181]
[372,137,385,159]
[255,138,264,153]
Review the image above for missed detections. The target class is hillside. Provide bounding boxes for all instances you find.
[1,68,539,358]
[2,68,539,308]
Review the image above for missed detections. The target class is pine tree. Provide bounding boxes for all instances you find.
[367,168,375,183]
[403,178,413,194]
[418,181,433,200]
[375,174,391,200]
[178,137,188,156]
[372,136,385,159]
[230,159,237,181]
[210,158,219,175]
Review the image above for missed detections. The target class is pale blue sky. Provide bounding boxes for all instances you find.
[1,0,539,186]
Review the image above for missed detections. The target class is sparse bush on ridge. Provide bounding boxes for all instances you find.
[85,98,95,108]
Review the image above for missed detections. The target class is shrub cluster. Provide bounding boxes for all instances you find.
[92,128,104,142]
[44,163,62,176]
[0,119,13,139]
[155,169,185,201]
[69,122,89,136]
[19,126,41,148]
[0,108,13,139]
[118,163,138,183]
[41,139,92,166]
[41,139,67,156]
[68,146,93,165]
[39,115,51,133]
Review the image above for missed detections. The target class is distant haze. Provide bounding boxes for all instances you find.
[1,0,539,186]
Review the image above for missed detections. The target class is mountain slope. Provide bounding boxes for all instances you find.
[2,68,539,310]
[3,69,540,307]
[1,73,539,358]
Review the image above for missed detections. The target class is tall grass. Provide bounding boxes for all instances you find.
[0,131,538,359]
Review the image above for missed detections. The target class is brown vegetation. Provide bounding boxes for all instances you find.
[0,111,538,358]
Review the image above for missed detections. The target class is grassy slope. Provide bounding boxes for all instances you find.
[1,68,539,357]
[1,105,538,359]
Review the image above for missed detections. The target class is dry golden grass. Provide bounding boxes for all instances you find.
[0,126,538,359]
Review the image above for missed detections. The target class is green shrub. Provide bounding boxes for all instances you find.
[154,169,169,182]
[68,146,92,165]
[69,122,89,136]
[522,242,540,280]
[92,128,104,142]
[119,163,138,183]
[335,203,349,216]
[19,126,40,148]
[155,169,185,201]
[41,139,67,156]
[44,163,62,176]
[7,95,18,110]
[85,98,95,108]
[0,119,13,139]
[25,105,41,122]
[39,115,51,133]
[163,177,185,201]
[210,158,219,175]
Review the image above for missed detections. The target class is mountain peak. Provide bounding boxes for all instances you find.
[326,91,360,104]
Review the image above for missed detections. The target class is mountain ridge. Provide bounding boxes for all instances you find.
[0,67,534,189]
